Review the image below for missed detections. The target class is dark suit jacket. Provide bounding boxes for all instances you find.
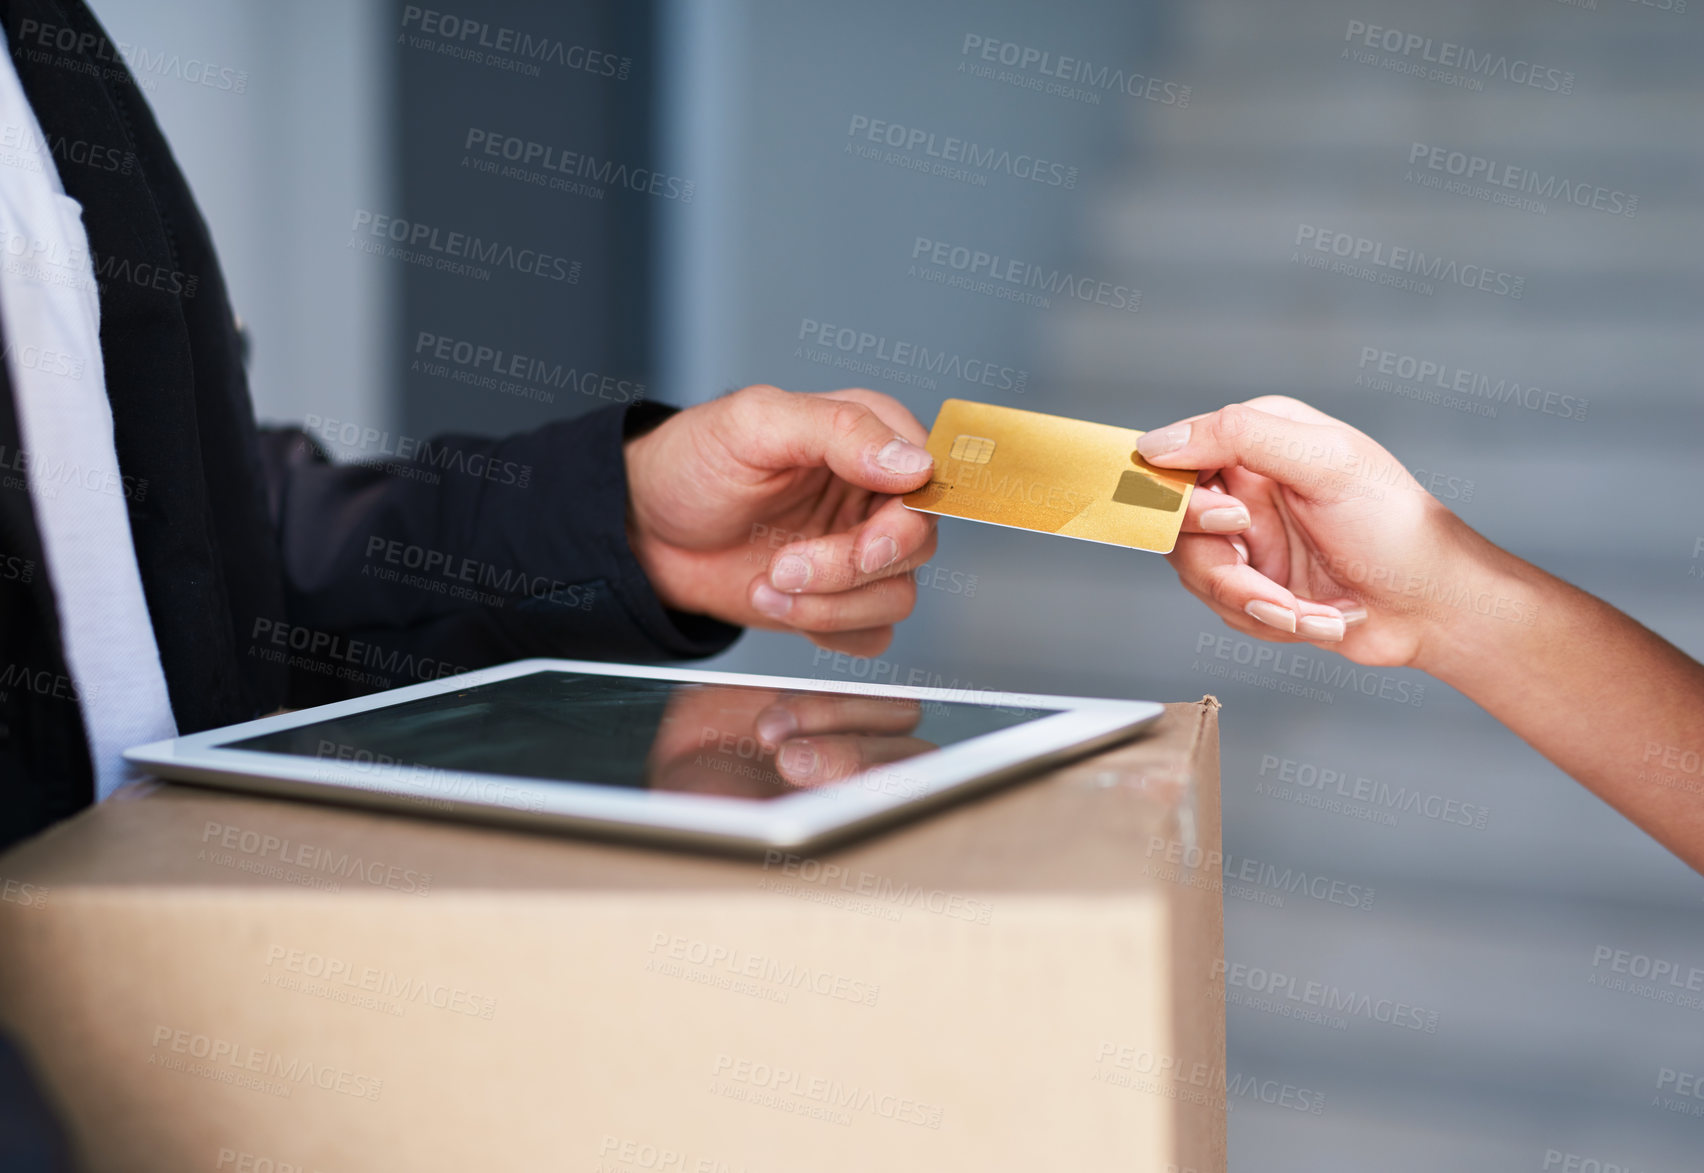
[0,0,738,850]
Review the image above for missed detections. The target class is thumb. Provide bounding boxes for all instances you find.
[719,386,934,493]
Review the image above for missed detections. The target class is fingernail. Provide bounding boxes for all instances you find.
[876,438,933,475]
[1200,506,1250,534]
[859,535,899,575]
[752,583,794,619]
[1342,607,1369,627]
[1229,536,1250,563]
[1297,615,1346,642]
[779,742,819,781]
[1244,599,1297,633]
[770,554,813,592]
[755,710,797,745]
[1136,423,1191,460]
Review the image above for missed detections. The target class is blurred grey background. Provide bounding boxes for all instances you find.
[96,0,1704,1167]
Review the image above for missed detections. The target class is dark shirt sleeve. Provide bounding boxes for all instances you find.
[254,402,741,704]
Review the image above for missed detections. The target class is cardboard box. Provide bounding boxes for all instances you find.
[0,697,1224,1173]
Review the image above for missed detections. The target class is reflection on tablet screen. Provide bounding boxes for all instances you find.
[226,671,1054,801]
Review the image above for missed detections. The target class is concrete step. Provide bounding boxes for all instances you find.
[1081,194,1702,273]
[1040,315,1703,405]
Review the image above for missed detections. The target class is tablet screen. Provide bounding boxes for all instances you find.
[224,670,1054,801]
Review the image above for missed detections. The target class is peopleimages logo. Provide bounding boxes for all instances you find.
[200,819,433,896]
[1356,347,1588,422]
[957,34,1190,107]
[0,662,94,705]
[1192,630,1427,707]
[1294,224,1524,299]
[313,739,547,814]
[1341,20,1575,94]
[0,552,35,583]
[362,535,597,611]
[761,850,994,925]
[247,616,468,691]
[349,210,580,283]
[263,944,497,1019]
[646,932,881,1008]
[301,413,532,487]
[399,6,632,81]
[1407,142,1636,218]
[0,119,135,177]
[845,114,1078,188]
[13,18,250,94]
[1643,741,1702,779]
[0,876,49,910]
[413,331,643,405]
[0,443,149,503]
[149,1026,382,1101]
[1257,754,1490,830]
[1092,1044,1327,1115]
[710,1054,945,1129]
[463,129,692,201]
[1541,1151,1653,1173]
[1212,960,1442,1033]
[1145,837,1377,911]
[1589,945,1704,1001]
[1654,1067,1704,1118]
[795,317,1028,393]
[909,236,1140,312]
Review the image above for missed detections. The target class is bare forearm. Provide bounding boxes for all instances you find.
[1418,522,1704,871]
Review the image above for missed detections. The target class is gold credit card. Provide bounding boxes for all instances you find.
[902,399,1197,553]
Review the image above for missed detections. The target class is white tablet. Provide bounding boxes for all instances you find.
[124,659,1163,854]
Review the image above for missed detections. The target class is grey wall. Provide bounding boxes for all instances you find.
[90,0,393,440]
[390,0,657,441]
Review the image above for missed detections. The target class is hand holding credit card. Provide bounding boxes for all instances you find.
[902,399,1199,553]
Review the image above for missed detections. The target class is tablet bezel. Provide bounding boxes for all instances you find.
[123,658,1164,853]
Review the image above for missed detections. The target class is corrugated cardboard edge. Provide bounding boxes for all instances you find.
[1171,695,1226,1173]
